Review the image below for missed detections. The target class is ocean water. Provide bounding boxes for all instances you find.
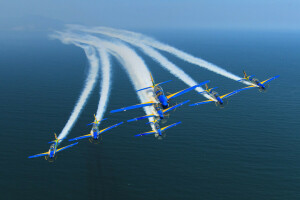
[0,29,299,200]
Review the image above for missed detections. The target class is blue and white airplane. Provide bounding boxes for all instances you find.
[135,119,182,139]
[190,84,245,108]
[28,133,78,162]
[68,115,123,143]
[238,70,279,92]
[110,73,209,113]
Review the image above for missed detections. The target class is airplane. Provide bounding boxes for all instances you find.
[189,83,245,108]
[68,114,123,143]
[135,119,182,139]
[110,73,209,113]
[28,133,78,162]
[238,70,279,92]
[127,100,190,123]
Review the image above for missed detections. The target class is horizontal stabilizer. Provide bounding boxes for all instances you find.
[87,118,108,126]
[156,80,172,86]
[136,86,153,92]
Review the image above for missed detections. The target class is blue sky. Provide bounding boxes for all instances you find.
[0,0,299,31]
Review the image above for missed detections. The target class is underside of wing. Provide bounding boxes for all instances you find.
[110,101,155,113]
[68,134,91,142]
[56,142,78,153]
[189,99,213,106]
[28,152,49,158]
[100,122,124,134]
[135,130,156,137]
[260,75,280,84]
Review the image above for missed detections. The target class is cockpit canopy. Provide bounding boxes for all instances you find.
[154,86,164,95]
[252,78,260,84]
[50,145,55,151]
[211,91,219,97]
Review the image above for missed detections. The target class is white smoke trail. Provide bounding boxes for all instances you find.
[129,44,212,100]
[56,44,99,139]
[54,31,157,129]
[69,25,250,85]
[95,48,111,120]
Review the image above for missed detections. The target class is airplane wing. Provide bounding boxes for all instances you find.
[189,99,214,106]
[56,142,78,153]
[161,121,182,132]
[260,75,280,84]
[166,80,209,100]
[100,122,124,134]
[163,100,190,114]
[220,87,249,99]
[28,152,49,158]
[135,130,156,137]
[68,134,91,142]
[127,114,156,122]
[110,101,155,113]
[87,118,108,126]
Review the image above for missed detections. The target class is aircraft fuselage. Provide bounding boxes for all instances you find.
[153,122,162,136]
[208,91,224,105]
[48,143,57,159]
[248,78,265,90]
[92,125,100,140]
[154,86,169,109]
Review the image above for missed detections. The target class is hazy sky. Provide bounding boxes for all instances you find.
[0,0,299,31]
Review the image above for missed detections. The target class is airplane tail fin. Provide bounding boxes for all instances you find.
[243,70,247,78]
[150,73,155,87]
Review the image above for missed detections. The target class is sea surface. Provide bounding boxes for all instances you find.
[0,29,299,200]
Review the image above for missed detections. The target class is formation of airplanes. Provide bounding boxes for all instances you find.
[28,71,279,161]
